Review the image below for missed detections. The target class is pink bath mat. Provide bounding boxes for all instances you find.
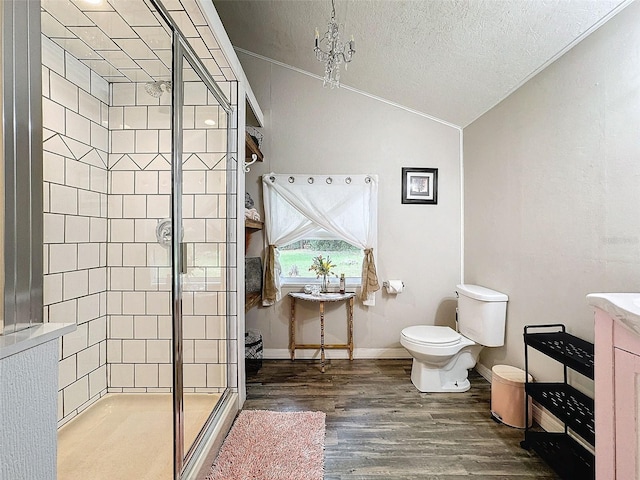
[206,410,326,480]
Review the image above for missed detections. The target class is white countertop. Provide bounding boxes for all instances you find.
[587,293,640,336]
[0,323,76,360]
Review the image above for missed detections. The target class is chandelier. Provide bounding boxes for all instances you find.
[314,0,355,88]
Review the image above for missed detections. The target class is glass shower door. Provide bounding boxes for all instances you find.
[172,38,232,478]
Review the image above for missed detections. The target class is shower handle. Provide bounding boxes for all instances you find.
[180,243,188,274]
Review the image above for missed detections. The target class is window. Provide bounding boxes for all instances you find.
[279,239,363,283]
[261,173,379,305]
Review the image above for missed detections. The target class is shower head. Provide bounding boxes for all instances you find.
[144,80,172,98]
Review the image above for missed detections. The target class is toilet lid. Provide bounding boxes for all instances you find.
[402,326,462,346]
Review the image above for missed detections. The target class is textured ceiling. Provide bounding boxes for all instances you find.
[213,0,627,127]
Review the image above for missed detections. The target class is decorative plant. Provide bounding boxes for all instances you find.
[309,254,338,292]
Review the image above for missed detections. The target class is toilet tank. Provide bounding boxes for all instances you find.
[456,284,508,347]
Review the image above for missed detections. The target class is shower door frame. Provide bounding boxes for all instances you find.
[171,38,234,480]
[151,1,236,478]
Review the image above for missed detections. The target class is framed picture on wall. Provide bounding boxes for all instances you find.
[401,167,438,204]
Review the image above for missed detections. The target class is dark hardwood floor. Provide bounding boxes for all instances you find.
[244,359,559,480]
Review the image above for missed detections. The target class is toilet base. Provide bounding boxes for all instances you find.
[409,346,482,393]
[411,370,470,392]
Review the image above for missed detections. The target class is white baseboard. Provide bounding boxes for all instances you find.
[475,361,565,433]
[263,348,411,360]
[475,361,492,382]
[533,403,565,433]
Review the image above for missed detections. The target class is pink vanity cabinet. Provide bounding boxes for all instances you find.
[588,293,640,480]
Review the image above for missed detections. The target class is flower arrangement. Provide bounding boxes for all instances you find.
[309,254,337,277]
[309,254,338,292]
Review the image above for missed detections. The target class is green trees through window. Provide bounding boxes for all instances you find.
[279,240,363,279]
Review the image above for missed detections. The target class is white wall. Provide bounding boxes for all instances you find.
[0,341,58,480]
[463,1,640,385]
[240,52,462,357]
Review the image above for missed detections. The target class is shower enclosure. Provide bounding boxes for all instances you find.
[40,0,239,478]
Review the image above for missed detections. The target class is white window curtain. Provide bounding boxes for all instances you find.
[261,173,380,306]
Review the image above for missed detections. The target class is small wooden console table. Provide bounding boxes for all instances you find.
[288,292,355,372]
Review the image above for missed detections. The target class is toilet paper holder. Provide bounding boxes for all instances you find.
[382,281,404,288]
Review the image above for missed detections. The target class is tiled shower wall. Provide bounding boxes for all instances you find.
[106,81,233,394]
[42,36,110,425]
[45,38,239,426]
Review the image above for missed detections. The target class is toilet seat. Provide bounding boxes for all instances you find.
[401,326,462,347]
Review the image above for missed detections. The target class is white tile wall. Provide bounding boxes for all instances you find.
[49,184,78,215]
[44,35,109,425]
[49,299,78,324]
[59,356,77,390]
[49,244,78,273]
[48,29,237,416]
[77,295,101,323]
[110,219,135,242]
[104,81,235,393]
[89,268,107,293]
[135,364,158,387]
[122,340,146,363]
[50,72,79,111]
[78,190,102,217]
[63,270,89,300]
[77,344,100,377]
[135,130,159,153]
[77,243,100,269]
[66,110,91,144]
[109,364,134,387]
[66,54,91,93]
[43,151,66,184]
[91,123,110,152]
[112,83,136,106]
[109,315,133,339]
[43,97,66,133]
[122,244,147,266]
[63,376,90,417]
[111,130,135,154]
[79,89,101,123]
[89,366,108,398]
[123,106,147,129]
[65,215,90,243]
[122,291,146,315]
[133,268,156,291]
[147,339,170,363]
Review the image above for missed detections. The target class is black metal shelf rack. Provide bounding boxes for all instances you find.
[521,324,595,480]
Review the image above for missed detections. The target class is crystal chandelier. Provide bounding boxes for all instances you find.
[314,0,355,88]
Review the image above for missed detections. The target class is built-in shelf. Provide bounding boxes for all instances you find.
[245,218,263,231]
[245,292,261,313]
[245,131,263,162]
[245,219,263,248]
[244,219,263,312]
[244,131,264,313]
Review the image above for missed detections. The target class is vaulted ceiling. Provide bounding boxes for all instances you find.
[213,0,629,127]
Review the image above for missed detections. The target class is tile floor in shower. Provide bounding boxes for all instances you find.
[57,393,220,480]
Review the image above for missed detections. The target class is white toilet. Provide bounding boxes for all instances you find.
[400,284,508,393]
